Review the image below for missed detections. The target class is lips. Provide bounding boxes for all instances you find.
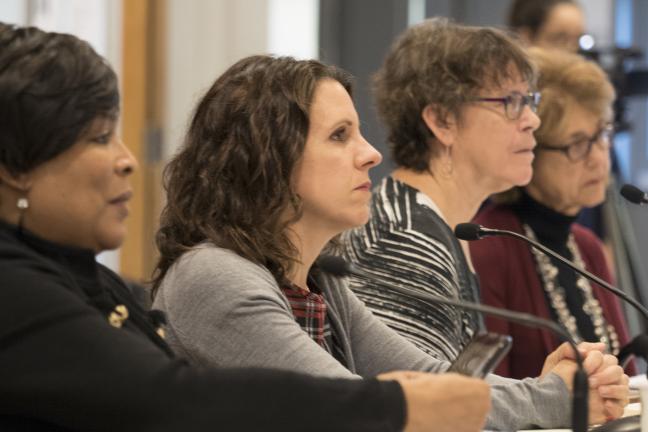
[109,190,133,204]
[514,140,537,154]
[514,146,536,154]
[584,177,606,186]
[354,181,372,191]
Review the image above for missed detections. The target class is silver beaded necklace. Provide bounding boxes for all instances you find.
[523,224,620,354]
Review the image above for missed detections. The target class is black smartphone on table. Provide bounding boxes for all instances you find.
[448,332,512,378]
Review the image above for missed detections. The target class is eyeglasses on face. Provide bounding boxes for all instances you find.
[537,123,614,162]
[471,92,541,120]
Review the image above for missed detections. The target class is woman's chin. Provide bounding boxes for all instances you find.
[97,230,127,253]
[337,213,371,233]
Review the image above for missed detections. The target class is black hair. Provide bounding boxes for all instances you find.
[0,22,119,176]
[508,0,578,37]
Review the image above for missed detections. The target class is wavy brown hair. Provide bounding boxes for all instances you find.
[152,55,353,294]
[374,18,535,172]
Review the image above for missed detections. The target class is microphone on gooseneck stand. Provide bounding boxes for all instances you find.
[456,222,648,364]
[454,223,648,325]
[316,255,589,432]
[455,222,642,432]
[618,334,648,367]
[620,184,648,205]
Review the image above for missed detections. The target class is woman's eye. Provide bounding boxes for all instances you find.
[331,127,348,141]
[92,131,113,144]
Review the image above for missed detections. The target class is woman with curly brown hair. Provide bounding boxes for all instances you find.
[151,53,628,430]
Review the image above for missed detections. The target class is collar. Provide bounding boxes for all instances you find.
[387,176,449,223]
[511,190,577,247]
[0,219,99,281]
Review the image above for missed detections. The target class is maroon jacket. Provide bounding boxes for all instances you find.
[470,203,634,379]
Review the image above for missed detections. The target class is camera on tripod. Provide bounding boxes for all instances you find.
[580,35,648,132]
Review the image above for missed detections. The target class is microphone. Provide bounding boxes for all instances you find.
[620,184,648,205]
[317,255,589,432]
[618,334,648,367]
[454,223,648,325]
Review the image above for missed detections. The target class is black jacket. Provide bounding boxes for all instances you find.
[0,221,405,431]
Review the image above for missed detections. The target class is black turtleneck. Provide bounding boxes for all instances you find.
[511,191,598,343]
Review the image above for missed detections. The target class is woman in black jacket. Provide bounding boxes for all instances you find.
[0,22,492,432]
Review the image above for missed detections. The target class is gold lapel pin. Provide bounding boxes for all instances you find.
[108,304,129,328]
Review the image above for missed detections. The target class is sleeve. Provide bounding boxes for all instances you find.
[469,235,514,376]
[154,247,363,379]
[326,270,571,430]
[485,373,571,430]
[322,265,572,430]
[321,273,451,376]
[0,259,406,432]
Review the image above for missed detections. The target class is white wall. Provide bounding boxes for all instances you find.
[164,0,319,158]
[268,0,319,59]
[0,0,27,24]
[164,0,268,159]
[581,0,615,46]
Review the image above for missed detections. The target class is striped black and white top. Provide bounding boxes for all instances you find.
[342,176,482,361]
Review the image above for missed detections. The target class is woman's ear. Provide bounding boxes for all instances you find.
[421,105,457,149]
[0,166,31,192]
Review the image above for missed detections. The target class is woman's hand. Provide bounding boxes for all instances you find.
[379,371,491,432]
[539,342,629,424]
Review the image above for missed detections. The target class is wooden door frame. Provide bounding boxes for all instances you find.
[120,0,166,282]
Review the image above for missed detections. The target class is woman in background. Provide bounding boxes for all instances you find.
[508,0,585,53]
[470,47,633,379]
[0,22,469,432]
[152,51,628,429]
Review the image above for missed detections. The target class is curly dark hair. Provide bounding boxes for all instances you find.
[0,22,118,176]
[508,0,578,37]
[152,55,353,293]
[373,18,535,172]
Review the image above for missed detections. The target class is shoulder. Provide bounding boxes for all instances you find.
[368,176,439,230]
[470,205,523,262]
[473,203,518,229]
[154,244,284,310]
[572,223,604,250]
[571,223,608,270]
[0,237,99,340]
[170,243,275,285]
[0,233,68,293]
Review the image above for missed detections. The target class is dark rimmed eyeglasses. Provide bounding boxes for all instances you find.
[536,123,614,162]
[471,92,541,120]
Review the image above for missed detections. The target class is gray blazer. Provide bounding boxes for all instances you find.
[153,244,571,430]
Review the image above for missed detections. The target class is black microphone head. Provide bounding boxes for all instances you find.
[454,223,483,241]
[620,183,646,204]
[316,255,353,277]
[619,333,648,359]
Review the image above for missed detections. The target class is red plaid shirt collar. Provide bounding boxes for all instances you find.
[280,280,329,348]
